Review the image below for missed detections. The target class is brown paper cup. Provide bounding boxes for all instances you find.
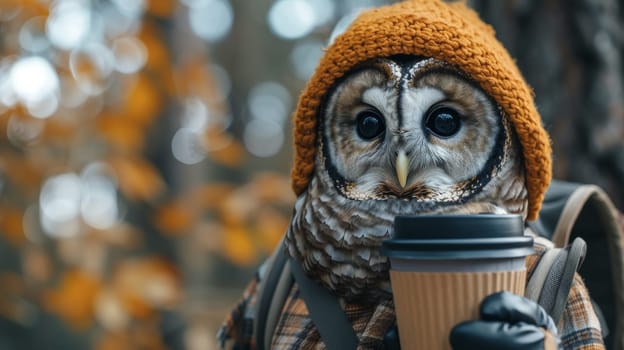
[390,268,527,350]
[381,215,534,350]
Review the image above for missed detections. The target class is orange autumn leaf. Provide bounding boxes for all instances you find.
[96,114,145,152]
[123,74,163,126]
[108,156,165,201]
[96,328,166,350]
[95,289,130,331]
[44,269,101,330]
[88,223,143,248]
[0,153,43,195]
[254,207,289,253]
[0,206,25,246]
[22,247,52,284]
[41,117,78,142]
[222,225,258,266]
[139,23,171,72]
[116,289,153,320]
[153,200,196,236]
[10,0,49,16]
[218,189,258,227]
[194,221,224,252]
[137,24,176,95]
[188,183,235,210]
[175,59,227,111]
[0,112,9,140]
[95,331,133,350]
[249,172,295,204]
[146,0,176,18]
[113,258,181,319]
[208,140,246,168]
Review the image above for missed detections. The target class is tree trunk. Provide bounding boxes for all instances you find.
[469,0,624,210]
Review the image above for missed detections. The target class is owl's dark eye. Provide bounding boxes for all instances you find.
[424,107,462,138]
[356,110,385,140]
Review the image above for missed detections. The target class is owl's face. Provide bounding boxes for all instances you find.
[322,57,508,206]
[287,56,528,300]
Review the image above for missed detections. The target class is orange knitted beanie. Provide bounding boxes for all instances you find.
[290,0,552,220]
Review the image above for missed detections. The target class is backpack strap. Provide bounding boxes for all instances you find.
[263,259,293,349]
[289,256,359,350]
[526,237,587,323]
[254,237,359,350]
[551,185,608,248]
[535,181,624,346]
[254,239,292,350]
[525,248,560,302]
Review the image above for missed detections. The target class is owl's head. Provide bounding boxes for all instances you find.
[320,56,515,210]
[291,0,552,221]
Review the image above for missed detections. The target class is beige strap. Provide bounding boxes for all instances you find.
[552,185,602,248]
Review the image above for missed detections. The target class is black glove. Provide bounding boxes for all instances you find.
[450,291,561,350]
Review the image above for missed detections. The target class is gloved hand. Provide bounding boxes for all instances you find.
[450,291,561,350]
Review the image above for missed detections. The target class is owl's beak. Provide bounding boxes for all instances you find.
[395,150,409,188]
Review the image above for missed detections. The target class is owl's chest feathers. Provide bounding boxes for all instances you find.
[286,178,412,300]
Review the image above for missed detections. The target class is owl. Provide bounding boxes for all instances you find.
[285,56,527,300]
[219,1,604,349]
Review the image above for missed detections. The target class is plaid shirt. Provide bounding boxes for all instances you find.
[218,235,605,350]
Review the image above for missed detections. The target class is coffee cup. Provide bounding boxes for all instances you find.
[381,214,533,350]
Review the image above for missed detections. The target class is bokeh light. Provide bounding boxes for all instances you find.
[69,43,115,95]
[81,175,119,230]
[59,74,89,108]
[243,119,284,157]
[112,36,148,74]
[19,17,50,53]
[182,98,210,131]
[306,0,336,26]
[188,0,234,43]
[102,1,142,38]
[172,128,207,165]
[46,0,92,50]
[247,81,291,124]
[0,58,17,110]
[290,39,325,80]
[40,173,83,238]
[268,0,316,40]
[110,0,145,20]
[9,56,59,118]
[210,64,232,100]
[7,113,45,146]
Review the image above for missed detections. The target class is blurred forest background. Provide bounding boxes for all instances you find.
[0,0,622,349]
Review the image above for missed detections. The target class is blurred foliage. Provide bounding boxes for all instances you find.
[0,0,306,348]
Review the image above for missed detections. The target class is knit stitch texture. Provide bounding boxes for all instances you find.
[290,0,552,220]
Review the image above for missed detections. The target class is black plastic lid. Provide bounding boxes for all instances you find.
[381,214,534,260]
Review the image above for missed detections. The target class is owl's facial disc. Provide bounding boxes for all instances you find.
[320,57,509,205]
